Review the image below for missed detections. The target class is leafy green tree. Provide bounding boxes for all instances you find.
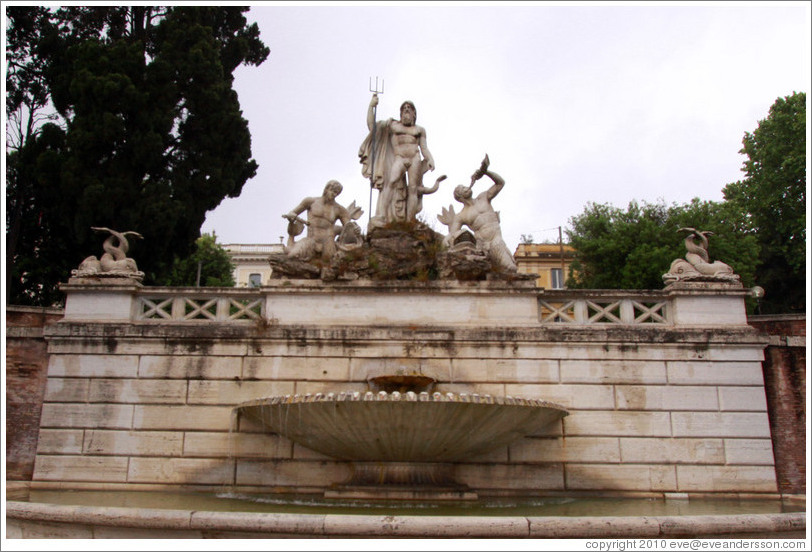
[6,6,268,305]
[165,233,235,287]
[722,92,806,313]
[566,198,759,291]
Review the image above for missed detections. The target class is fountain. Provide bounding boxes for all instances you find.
[6,90,805,539]
[236,374,569,500]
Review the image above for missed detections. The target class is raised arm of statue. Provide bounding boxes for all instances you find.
[367,93,379,131]
[483,170,505,202]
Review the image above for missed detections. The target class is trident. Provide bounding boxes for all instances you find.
[368,76,384,225]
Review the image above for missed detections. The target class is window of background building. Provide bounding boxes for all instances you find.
[249,273,262,288]
[550,268,563,289]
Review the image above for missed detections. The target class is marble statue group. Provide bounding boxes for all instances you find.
[70,89,741,287]
[272,92,522,281]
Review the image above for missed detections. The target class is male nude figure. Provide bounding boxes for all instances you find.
[359,94,436,226]
[444,160,518,273]
[283,180,356,262]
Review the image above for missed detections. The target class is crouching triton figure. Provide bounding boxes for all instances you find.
[438,155,518,274]
[282,180,363,263]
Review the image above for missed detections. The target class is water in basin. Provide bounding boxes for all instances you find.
[21,490,803,517]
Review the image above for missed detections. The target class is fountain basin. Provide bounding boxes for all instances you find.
[6,494,806,539]
[236,391,568,462]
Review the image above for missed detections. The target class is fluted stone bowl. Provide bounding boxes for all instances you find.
[236,391,569,462]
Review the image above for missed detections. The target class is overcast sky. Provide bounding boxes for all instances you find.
[201,1,810,249]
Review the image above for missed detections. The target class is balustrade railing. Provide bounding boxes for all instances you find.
[132,287,671,325]
[538,290,671,325]
[135,289,264,321]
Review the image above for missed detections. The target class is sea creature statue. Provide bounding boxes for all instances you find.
[72,227,144,281]
[662,227,740,284]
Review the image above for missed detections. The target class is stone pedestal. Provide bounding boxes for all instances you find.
[665,281,750,326]
[60,278,142,321]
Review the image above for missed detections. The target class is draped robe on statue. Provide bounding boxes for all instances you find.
[359,119,408,224]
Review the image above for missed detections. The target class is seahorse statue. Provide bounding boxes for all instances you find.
[663,227,738,283]
[73,227,144,279]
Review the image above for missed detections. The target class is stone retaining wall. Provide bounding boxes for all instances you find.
[27,280,778,497]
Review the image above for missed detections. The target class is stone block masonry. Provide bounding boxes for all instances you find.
[27,280,777,497]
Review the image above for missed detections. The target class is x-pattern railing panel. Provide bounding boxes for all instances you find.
[135,291,265,322]
[539,294,671,325]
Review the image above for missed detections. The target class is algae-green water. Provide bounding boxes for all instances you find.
[22,490,803,517]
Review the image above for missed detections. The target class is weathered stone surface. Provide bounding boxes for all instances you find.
[21,282,779,496]
[61,285,141,321]
[724,439,776,465]
[44,378,89,402]
[666,361,766,385]
[268,253,322,279]
[127,458,234,484]
[235,459,350,487]
[264,287,539,327]
[88,379,187,404]
[243,356,350,381]
[138,355,243,379]
[671,412,772,438]
[718,386,769,411]
[564,411,672,437]
[506,383,615,410]
[455,462,565,490]
[615,385,719,411]
[567,464,678,491]
[82,430,184,456]
[36,429,84,455]
[560,360,667,384]
[676,465,777,492]
[618,437,725,464]
[133,405,233,431]
[40,404,134,429]
[187,380,295,405]
[451,358,559,383]
[509,436,622,463]
[34,455,129,482]
[48,354,139,378]
[184,431,293,459]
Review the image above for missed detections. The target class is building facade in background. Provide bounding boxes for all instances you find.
[513,242,575,288]
[223,243,284,287]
